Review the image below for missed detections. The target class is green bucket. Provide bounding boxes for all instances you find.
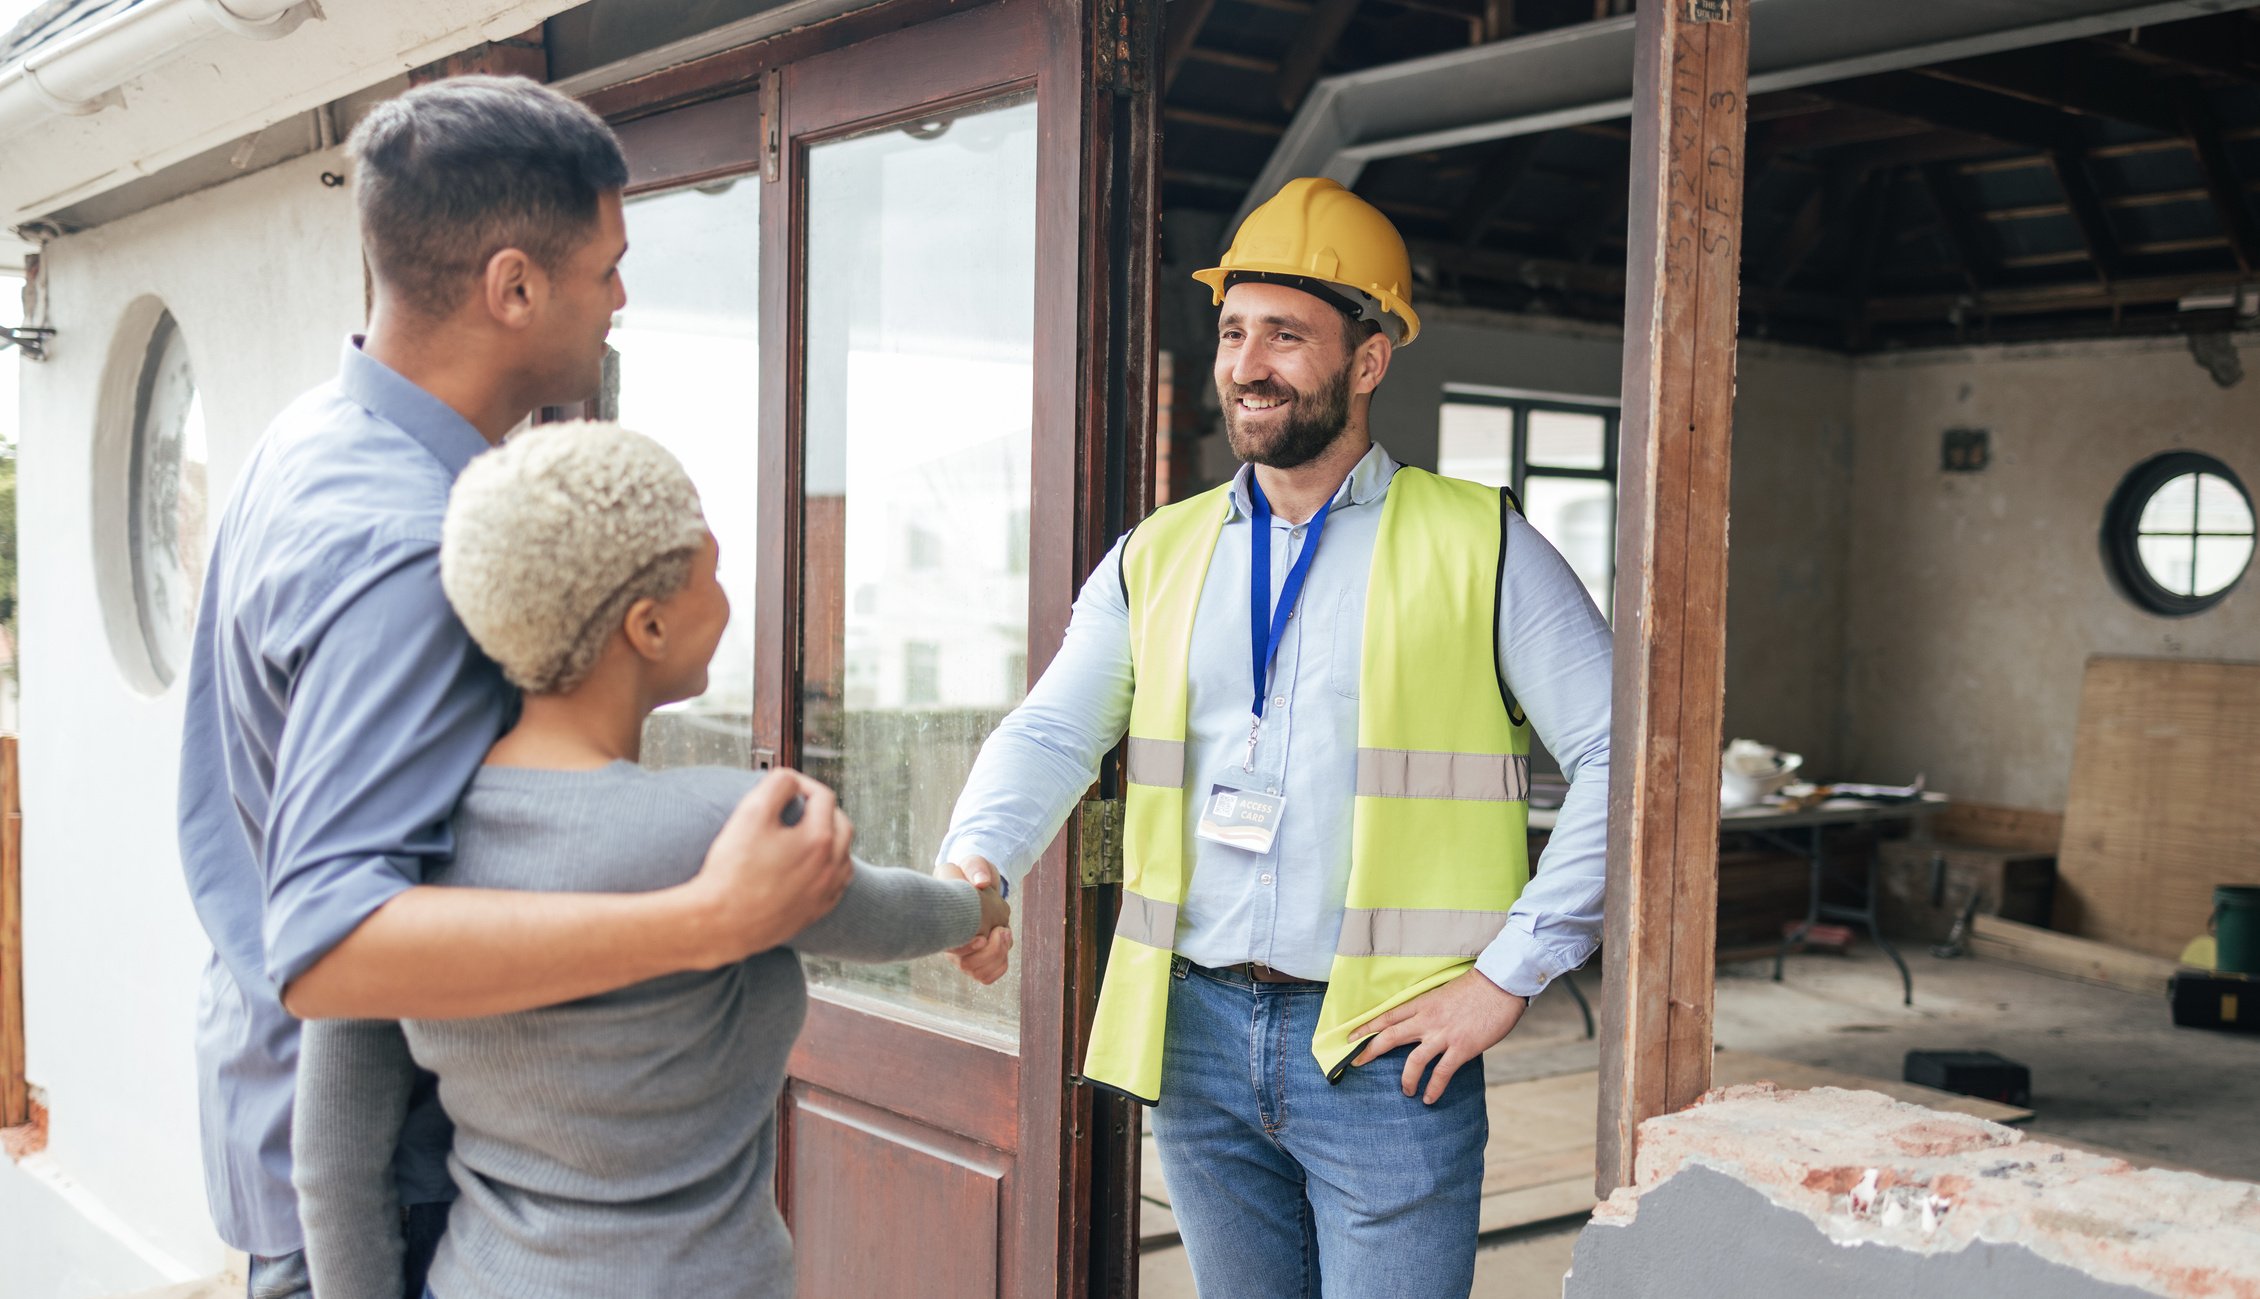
[2216,886,2260,976]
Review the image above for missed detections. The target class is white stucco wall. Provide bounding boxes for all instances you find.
[7,147,364,1297]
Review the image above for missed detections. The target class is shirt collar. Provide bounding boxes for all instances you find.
[1226,441,1399,522]
[336,336,494,481]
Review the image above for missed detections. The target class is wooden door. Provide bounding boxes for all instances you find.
[752,1,1156,1295]
[597,2,1157,1289]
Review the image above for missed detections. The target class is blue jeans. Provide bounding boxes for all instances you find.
[250,1201,448,1299]
[1148,960,1487,1299]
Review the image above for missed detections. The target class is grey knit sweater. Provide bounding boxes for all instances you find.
[292,762,982,1299]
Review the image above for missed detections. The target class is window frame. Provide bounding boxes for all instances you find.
[1440,385,1621,612]
[2101,450,2254,618]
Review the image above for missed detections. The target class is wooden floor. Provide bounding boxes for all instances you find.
[1135,1047,2029,1248]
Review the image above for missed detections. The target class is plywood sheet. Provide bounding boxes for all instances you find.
[2056,656,2260,959]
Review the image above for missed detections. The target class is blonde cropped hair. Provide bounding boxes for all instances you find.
[442,421,707,695]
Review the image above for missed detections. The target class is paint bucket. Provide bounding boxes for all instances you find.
[2215,886,2260,976]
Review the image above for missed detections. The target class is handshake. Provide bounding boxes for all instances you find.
[936,855,1014,984]
[685,771,1015,983]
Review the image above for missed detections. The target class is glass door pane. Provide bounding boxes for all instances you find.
[798,90,1040,1040]
[612,178,762,768]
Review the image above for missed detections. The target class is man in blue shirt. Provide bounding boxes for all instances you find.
[177,77,854,1299]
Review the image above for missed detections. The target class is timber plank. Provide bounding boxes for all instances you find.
[1967,914,2178,999]
[1600,0,1749,1197]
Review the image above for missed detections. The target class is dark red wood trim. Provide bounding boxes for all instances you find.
[576,0,998,124]
[613,91,766,196]
[787,994,1021,1151]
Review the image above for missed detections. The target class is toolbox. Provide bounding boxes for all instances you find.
[2169,970,2259,1033]
[1903,1050,2032,1106]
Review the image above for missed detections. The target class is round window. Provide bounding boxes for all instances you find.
[128,312,210,685]
[2102,452,2254,616]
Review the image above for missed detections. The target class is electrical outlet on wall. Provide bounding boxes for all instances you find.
[1941,427,1989,473]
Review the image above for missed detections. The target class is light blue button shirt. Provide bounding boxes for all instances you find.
[177,339,514,1254]
[939,442,1612,996]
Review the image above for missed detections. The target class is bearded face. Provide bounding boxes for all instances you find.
[1219,358,1355,469]
[1213,283,1364,470]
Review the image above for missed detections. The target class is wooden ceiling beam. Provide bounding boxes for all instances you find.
[1840,167,1900,349]
[1750,104,1929,168]
[1162,0,1220,93]
[1808,72,2086,155]
[2091,15,2260,84]
[1274,0,1366,110]
[2175,85,2260,276]
[1566,155,1630,266]
[1448,134,1545,245]
[1834,130,2017,176]
[1162,106,1285,136]
[1184,45,1279,75]
[1920,162,1996,297]
[1409,238,1628,298]
[1917,47,2180,137]
[1766,174,1828,290]
[1861,269,2252,323]
[2049,147,2122,288]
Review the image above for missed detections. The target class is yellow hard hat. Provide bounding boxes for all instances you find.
[1194,177,1421,346]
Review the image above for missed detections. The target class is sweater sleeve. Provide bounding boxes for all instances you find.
[293,1018,414,1299]
[789,860,984,961]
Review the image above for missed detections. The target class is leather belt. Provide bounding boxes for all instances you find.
[1207,961,1326,986]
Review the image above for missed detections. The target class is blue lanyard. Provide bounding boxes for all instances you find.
[1248,474,1334,726]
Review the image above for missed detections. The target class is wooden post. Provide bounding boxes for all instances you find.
[2,735,26,1128]
[1597,0,1748,1196]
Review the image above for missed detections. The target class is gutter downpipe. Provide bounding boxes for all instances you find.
[0,0,316,143]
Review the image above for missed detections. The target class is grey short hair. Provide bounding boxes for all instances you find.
[442,422,707,695]
[346,75,629,319]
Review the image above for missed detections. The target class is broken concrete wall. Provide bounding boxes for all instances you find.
[1842,336,2260,812]
[1567,1085,2260,1299]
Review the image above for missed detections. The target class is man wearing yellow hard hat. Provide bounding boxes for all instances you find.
[937,178,1613,1295]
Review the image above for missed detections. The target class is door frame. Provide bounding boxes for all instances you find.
[579,0,1159,1292]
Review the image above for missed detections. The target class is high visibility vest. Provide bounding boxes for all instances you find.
[1081,466,1532,1104]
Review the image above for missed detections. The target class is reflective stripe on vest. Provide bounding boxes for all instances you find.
[1355,748,1532,802]
[1115,892,1179,948]
[1123,738,1186,788]
[1335,907,1511,959]
[1078,468,1531,1105]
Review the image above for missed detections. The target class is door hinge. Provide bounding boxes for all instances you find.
[1097,0,1147,98]
[761,74,782,183]
[1078,798,1125,887]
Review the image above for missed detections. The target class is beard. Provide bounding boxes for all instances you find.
[1220,358,1354,470]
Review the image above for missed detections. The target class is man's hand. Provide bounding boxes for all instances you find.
[939,856,1014,984]
[1348,969,1529,1105]
[680,769,855,968]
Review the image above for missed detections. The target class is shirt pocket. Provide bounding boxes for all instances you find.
[1329,584,1362,699]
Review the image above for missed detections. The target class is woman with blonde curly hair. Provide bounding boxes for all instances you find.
[294,421,1009,1299]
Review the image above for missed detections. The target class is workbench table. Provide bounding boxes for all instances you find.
[1529,793,1948,1005]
